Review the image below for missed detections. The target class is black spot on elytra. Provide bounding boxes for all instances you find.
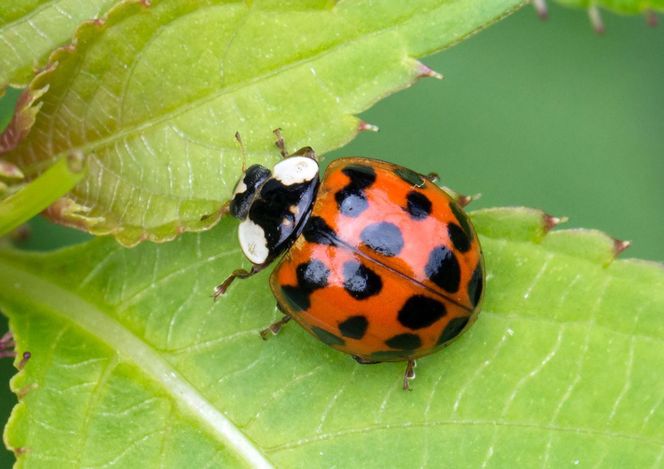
[335,191,368,217]
[450,201,473,239]
[342,165,376,189]
[296,260,330,290]
[406,191,432,220]
[360,222,404,257]
[468,263,484,307]
[385,333,422,351]
[448,222,470,253]
[335,164,376,217]
[302,216,337,246]
[343,261,382,300]
[311,327,346,347]
[281,259,330,312]
[398,295,447,330]
[437,316,470,345]
[338,315,369,339]
[281,285,311,311]
[425,246,461,293]
[394,167,425,187]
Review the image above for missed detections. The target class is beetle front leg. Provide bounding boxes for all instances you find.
[213,265,262,300]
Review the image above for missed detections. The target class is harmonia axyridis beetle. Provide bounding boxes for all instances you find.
[214,130,484,390]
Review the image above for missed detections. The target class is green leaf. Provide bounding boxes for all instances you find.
[0,155,86,237]
[0,0,117,87]
[1,207,662,467]
[2,0,524,246]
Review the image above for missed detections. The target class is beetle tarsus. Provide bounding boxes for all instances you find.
[273,128,289,158]
[260,315,291,340]
[403,359,416,391]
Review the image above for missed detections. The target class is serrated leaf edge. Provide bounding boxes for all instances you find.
[16,0,523,246]
[472,206,664,270]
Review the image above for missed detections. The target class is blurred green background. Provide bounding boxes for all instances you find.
[0,3,662,465]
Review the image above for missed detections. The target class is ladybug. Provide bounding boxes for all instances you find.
[215,130,484,390]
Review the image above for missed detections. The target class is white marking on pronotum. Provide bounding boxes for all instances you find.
[238,219,269,264]
[272,156,318,186]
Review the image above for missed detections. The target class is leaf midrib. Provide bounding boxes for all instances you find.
[0,255,273,469]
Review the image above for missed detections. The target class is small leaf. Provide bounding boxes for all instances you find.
[0,86,47,155]
[0,208,662,467]
[2,0,524,245]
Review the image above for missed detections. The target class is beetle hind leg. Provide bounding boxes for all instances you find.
[260,309,292,340]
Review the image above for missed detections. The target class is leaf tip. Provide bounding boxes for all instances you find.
[416,62,444,80]
[588,6,605,35]
[533,0,548,20]
[358,121,379,133]
[457,192,481,208]
[543,213,568,232]
[613,238,631,258]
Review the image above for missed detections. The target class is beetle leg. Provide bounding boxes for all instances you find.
[273,128,289,158]
[423,172,439,183]
[402,359,417,391]
[260,314,291,340]
[212,265,262,300]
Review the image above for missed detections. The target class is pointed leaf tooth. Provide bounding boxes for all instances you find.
[357,121,380,133]
[588,6,605,34]
[612,238,631,257]
[543,213,568,232]
[415,61,444,80]
[533,0,549,20]
[456,192,481,208]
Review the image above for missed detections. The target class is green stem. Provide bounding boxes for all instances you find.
[0,155,85,236]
